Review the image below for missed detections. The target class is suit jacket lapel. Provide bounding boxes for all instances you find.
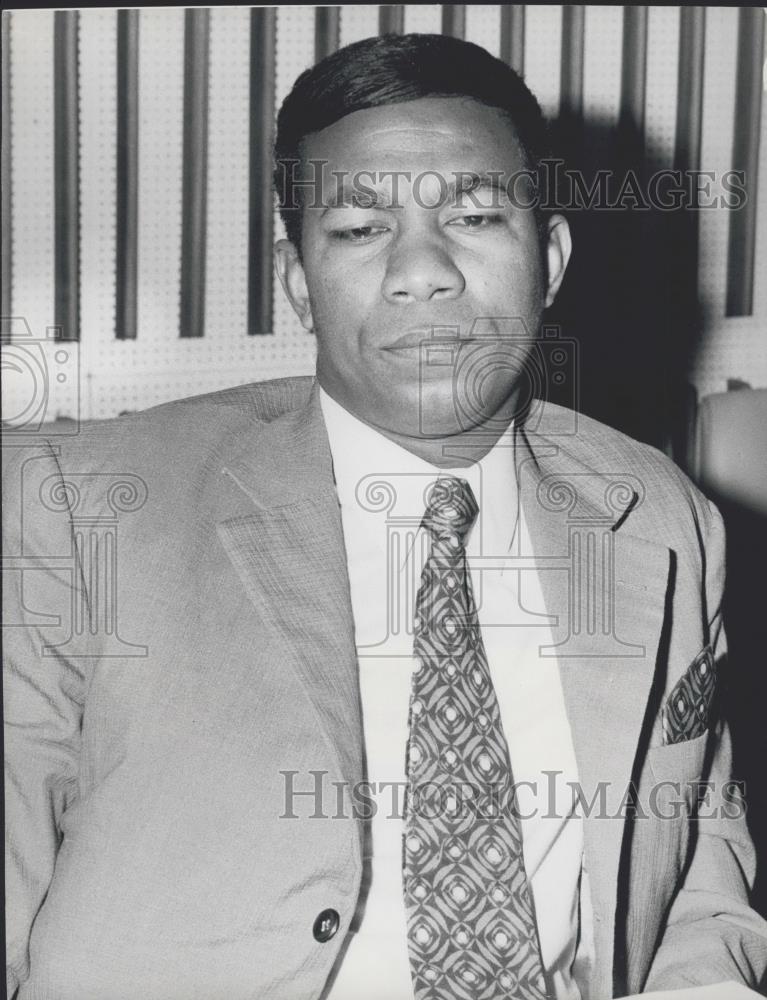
[216,381,672,995]
[516,418,671,998]
[216,381,365,802]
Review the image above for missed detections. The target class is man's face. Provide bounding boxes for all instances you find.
[275,96,571,446]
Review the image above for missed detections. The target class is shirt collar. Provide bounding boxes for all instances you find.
[318,386,519,557]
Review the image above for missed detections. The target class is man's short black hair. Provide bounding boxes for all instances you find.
[273,32,552,253]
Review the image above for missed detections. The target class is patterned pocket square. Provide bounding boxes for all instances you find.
[662,645,717,745]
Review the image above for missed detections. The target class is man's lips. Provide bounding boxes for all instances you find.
[383,329,473,351]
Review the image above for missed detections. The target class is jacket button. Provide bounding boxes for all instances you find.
[313,908,340,942]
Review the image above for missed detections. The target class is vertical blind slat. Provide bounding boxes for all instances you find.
[441,5,465,39]
[673,7,705,288]
[13,7,761,350]
[726,7,764,317]
[315,7,340,63]
[115,10,139,340]
[500,5,525,75]
[179,8,210,339]
[379,6,405,36]
[247,7,276,336]
[560,6,585,123]
[53,11,79,342]
[674,7,705,174]
[1,11,11,343]
[619,6,648,145]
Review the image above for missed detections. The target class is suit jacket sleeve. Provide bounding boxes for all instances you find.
[3,444,88,999]
[644,496,767,991]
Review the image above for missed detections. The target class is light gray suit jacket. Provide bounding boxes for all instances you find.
[4,376,767,999]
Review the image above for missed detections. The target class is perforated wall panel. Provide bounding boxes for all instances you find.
[465,5,500,58]
[524,6,562,120]
[339,6,378,48]
[273,6,317,346]
[404,5,441,35]
[645,6,680,168]
[3,5,766,427]
[205,8,250,353]
[583,6,622,127]
[694,7,740,397]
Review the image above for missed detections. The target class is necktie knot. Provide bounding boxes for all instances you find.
[421,476,478,544]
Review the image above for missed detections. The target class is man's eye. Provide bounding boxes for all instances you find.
[332,225,387,242]
[450,214,503,229]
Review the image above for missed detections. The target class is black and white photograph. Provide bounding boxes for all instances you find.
[2,5,767,998]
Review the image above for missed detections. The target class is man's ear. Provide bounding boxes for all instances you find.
[544,213,572,308]
[274,239,314,332]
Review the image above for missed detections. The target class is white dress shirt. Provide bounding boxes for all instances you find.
[318,387,595,1000]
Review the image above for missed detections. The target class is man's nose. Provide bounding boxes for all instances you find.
[381,232,465,303]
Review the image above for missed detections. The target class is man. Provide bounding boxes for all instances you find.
[4,32,767,1000]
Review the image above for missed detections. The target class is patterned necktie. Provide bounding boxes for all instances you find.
[402,476,548,1000]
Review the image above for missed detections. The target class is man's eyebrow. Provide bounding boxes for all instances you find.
[319,170,515,215]
[321,176,398,214]
[445,172,511,202]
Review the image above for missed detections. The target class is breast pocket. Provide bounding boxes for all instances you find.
[662,645,717,745]
[647,729,710,822]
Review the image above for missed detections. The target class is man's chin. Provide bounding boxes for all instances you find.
[415,381,521,437]
[324,377,519,442]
